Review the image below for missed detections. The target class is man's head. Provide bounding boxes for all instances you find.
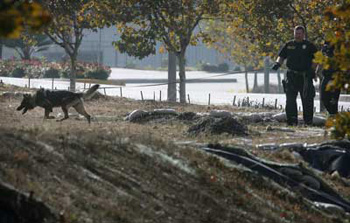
[294,25,305,42]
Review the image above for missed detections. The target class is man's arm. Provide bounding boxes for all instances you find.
[315,64,323,79]
[272,42,288,70]
[310,42,319,80]
[272,57,285,70]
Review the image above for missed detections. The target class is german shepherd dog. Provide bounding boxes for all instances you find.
[17,84,100,123]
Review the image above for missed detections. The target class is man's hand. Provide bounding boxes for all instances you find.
[271,62,281,71]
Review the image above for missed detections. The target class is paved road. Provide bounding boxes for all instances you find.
[1,67,349,112]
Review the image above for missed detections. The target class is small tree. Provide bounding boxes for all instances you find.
[205,19,264,93]
[42,0,107,92]
[109,0,224,103]
[314,1,350,139]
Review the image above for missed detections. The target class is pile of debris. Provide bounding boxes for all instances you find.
[202,142,350,213]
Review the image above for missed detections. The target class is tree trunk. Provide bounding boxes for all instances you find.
[178,52,186,103]
[167,52,177,102]
[264,56,270,93]
[277,70,282,93]
[23,46,31,60]
[245,68,249,93]
[253,71,258,92]
[70,56,77,92]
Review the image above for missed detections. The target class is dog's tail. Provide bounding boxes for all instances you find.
[83,84,100,100]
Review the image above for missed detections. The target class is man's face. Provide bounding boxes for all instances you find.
[294,29,305,42]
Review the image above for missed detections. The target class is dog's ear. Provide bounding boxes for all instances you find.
[16,104,24,111]
[22,107,28,114]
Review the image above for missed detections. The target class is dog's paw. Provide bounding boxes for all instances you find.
[57,117,68,122]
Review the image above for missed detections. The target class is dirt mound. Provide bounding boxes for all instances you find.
[188,116,248,136]
[177,111,200,121]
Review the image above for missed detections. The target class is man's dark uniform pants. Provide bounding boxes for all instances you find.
[320,72,340,115]
[285,70,315,125]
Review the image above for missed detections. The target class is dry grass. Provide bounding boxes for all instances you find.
[0,84,349,223]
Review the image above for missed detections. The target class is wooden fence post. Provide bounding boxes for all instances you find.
[274,99,278,109]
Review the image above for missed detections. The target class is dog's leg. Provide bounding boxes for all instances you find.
[44,108,55,119]
[58,106,69,122]
[73,103,91,124]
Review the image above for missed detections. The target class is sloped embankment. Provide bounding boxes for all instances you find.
[0,127,344,223]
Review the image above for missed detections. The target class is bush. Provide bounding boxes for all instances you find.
[218,63,229,72]
[11,67,26,78]
[126,60,136,69]
[234,66,241,71]
[200,62,229,73]
[61,69,86,79]
[43,68,60,78]
[61,71,69,79]
[326,112,350,140]
[84,69,110,80]
[0,70,10,77]
[201,63,216,72]
[0,59,111,80]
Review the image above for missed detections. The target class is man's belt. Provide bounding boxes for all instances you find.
[287,69,311,98]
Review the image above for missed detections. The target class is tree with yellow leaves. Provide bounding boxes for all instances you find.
[42,0,111,92]
[105,0,225,103]
[0,0,50,38]
[314,1,350,139]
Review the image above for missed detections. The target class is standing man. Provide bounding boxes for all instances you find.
[272,25,318,126]
[319,41,340,116]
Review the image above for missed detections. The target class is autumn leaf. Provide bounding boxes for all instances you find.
[159,45,166,54]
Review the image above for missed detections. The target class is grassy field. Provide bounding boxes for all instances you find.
[1,83,349,223]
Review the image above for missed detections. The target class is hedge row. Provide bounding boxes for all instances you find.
[0,59,111,80]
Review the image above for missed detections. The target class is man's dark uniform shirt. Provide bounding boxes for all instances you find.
[278,40,317,72]
[277,39,317,125]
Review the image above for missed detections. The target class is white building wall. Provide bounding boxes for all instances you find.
[2,26,235,69]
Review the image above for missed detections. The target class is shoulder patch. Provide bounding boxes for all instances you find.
[287,45,296,49]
